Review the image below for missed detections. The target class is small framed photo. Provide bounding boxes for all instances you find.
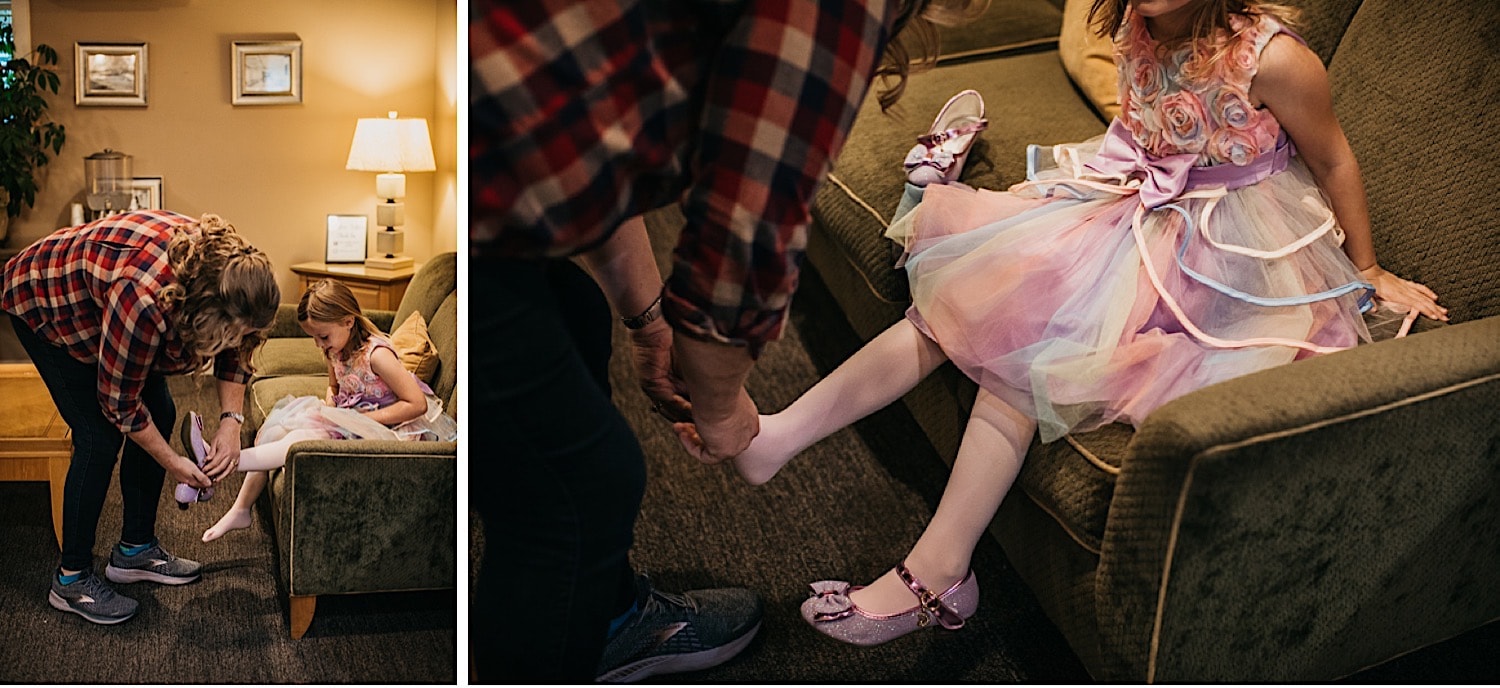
[232,40,302,105]
[76,43,148,106]
[325,214,368,264]
[127,177,163,211]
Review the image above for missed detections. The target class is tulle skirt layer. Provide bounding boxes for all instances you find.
[889,139,1369,442]
[256,394,458,445]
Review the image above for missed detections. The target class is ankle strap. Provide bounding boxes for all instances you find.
[916,119,988,148]
[895,562,966,630]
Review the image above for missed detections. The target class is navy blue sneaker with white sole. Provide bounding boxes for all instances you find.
[594,575,762,683]
[104,540,201,585]
[48,569,138,625]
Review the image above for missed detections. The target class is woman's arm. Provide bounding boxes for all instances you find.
[1252,34,1446,321]
[362,347,428,427]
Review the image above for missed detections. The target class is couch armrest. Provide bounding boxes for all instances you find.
[270,439,457,597]
[1096,317,1500,681]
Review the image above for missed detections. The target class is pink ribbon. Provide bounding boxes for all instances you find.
[1082,120,1200,209]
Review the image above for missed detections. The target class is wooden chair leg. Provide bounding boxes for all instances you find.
[290,594,317,639]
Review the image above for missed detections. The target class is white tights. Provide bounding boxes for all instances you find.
[201,429,329,542]
[732,318,1037,613]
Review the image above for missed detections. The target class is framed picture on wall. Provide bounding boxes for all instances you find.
[75,42,148,106]
[325,214,368,263]
[127,177,163,211]
[232,40,302,105]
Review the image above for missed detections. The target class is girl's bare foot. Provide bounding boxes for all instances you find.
[202,507,253,542]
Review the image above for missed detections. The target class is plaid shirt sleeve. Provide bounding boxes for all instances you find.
[213,349,252,385]
[470,0,895,358]
[97,280,169,434]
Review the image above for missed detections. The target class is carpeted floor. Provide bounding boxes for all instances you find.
[0,375,456,684]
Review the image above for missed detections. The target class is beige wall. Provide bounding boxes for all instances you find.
[13,0,459,306]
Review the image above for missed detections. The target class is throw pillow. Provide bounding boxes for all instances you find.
[1059,0,1121,121]
[389,311,440,383]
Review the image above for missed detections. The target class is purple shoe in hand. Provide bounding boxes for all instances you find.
[174,411,214,510]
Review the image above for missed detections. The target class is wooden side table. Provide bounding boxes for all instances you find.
[290,262,417,311]
[0,363,72,548]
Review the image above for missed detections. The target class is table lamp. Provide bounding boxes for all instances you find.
[344,111,435,269]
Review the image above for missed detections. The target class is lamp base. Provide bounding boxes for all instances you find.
[364,254,414,270]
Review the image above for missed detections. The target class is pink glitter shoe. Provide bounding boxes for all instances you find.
[799,562,978,646]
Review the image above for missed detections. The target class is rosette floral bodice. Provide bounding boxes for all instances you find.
[1115,8,1286,166]
[329,335,421,410]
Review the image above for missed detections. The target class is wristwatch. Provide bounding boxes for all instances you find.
[220,411,245,424]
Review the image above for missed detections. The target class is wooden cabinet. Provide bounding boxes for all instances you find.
[289,261,417,311]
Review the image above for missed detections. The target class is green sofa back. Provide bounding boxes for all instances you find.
[1326,0,1498,323]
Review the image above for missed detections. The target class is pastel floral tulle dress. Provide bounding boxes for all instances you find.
[887,8,1373,442]
[257,335,458,444]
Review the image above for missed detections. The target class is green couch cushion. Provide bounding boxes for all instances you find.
[248,374,327,433]
[1328,0,1498,323]
[253,338,327,380]
[935,0,1062,62]
[394,252,458,331]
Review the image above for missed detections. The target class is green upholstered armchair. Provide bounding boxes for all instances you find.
[801,0,1500,679]
[247,252,458,638]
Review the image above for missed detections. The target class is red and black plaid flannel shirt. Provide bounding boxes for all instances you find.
[1,210,250,434]
[470,0,896,357]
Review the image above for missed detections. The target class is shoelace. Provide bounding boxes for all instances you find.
[76,574,116,601]
[645,588,699,615]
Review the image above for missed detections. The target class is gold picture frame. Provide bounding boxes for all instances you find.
[232,40,302,105]
[75,42,148,107]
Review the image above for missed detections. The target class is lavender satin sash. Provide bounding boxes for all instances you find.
[1081,119,1296,208]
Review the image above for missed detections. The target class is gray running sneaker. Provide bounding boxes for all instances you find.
[104,541,202,585]
[594,575,763,683]
[48,569,139,625]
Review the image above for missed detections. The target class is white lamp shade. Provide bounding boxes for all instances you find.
[345,113,437,174]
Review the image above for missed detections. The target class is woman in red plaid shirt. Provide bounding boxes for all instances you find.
[2,210,279,626]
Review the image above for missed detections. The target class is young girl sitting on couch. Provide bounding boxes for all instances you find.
[198,279,455,542]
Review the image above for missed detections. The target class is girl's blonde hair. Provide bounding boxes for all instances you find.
[874,0,992,112]
[296,279,382,361]
[158,214,280,367]
[1087,0,1300,46]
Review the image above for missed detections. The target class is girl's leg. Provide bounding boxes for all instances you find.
[848,386,1036,614]
[201,429,326,542]
[730,318,948,485]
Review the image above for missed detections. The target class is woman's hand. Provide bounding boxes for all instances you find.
[168,453,212,488]
[202,421,242,481]
[629,318,692,423]
[1361,264,1448,322]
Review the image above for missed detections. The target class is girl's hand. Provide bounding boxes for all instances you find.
[629,318,692,423]
[1361,265,1448,322]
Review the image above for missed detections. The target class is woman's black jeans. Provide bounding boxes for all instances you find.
[469,258,646,682]
[11,314,175,572]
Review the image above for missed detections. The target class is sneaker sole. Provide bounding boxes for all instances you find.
[595,621,761,683]
[47,590,135,625]
[104,564,201,586]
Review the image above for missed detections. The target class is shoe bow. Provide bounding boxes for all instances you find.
[806,580,855,622]
[903,144,954,173]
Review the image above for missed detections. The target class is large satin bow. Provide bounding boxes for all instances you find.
[806,580,855,622]
[1082,119,1198,209]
